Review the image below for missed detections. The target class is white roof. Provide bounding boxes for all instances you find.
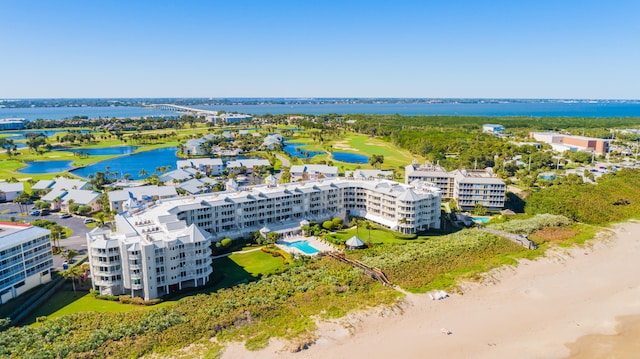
[290,164,338,175]
[0,182,24,193]
[177,158,223,168]
[226,159,270,169]
[346,236,365,247]
[64,189,101,205]
[109,185,178,203]
[0,223,50,250]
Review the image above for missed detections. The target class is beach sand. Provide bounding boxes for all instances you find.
[221,222,640,359]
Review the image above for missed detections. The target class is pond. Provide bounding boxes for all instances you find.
[331,152,369,164]
[282,142,323,159]
[71,147,180,180]
[18,160,75,174]
[65,146,140,156]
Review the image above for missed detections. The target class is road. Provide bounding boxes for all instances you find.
[0,202,93,270]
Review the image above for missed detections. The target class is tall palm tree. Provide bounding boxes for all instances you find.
[62,266,83,294]
[138,168,148,178]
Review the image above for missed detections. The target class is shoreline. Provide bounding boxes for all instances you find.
[221,221,640,358]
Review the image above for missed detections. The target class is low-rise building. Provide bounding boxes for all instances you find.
[345,169,393,180]
[0,182,25,202]
[482,124,505,134]
[42,189,102,212]
[226,159,271,173]
[530,132,610,154]
[176,158,223,176]
[0,222,52,304]
[108,185,178,213]
[290,164,339,181]
[0,118,26,130]
[32,178,91,193]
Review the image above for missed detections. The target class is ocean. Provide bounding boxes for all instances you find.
[1,101,640,120]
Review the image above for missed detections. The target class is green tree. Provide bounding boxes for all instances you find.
[61,266,83,294]
[14,192,31,214]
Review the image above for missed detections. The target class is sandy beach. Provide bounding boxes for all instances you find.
[222,221,640,359]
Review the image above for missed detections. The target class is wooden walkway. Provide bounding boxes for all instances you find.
[326,253,393,286]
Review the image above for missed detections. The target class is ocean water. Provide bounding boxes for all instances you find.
[1,101,640,120]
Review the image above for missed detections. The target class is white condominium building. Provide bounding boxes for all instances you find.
[87,178,441,300]
[86,213,212,300]
[0,222,52,304]
[405,163,506,210]
[451,170,506,210]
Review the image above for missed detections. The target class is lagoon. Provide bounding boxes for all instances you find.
[283,142,323,159]
[71,147,180,180]
[18,160,75,174]
[65,146,139,156]
[331,152,369,164]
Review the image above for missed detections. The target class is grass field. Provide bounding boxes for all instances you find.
[329,226,430,245]
[212,249,288,289]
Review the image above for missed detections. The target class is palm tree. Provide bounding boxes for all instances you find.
[138,168,148,178]
[62,249,79,264]
[61,266,83,294]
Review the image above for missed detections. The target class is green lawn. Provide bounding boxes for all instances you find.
[26,287,167,324]
[212,249,287,289]
[330,226,430,245]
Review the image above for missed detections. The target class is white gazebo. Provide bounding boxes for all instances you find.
[345,236,366,249]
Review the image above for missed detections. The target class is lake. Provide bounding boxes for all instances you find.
[18,160,75,174]
[65,146,139,156]
[331,152,369,164]
[282,142,323,159]
[71,147,180,180]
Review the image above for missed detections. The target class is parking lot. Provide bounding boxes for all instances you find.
[0,202,94,270]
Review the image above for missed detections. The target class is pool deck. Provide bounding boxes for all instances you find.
[276,235,338,256]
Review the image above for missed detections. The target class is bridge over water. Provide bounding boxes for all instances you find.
[143,104,218,116]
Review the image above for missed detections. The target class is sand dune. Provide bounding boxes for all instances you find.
[222,222,640,359]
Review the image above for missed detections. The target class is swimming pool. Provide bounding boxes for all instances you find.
[285,240,320,255]
[472,217,491,223]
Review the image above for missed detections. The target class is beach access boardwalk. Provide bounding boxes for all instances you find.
[479,228,538,250]
[326,252,393,286]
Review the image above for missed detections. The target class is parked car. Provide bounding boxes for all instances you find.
[83,218,96,224]
[29,210,41,216]
[59,213,72,219]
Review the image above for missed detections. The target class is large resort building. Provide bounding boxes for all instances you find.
[87,178,442,300]
[405,163,506,210]
[0,222,53,304]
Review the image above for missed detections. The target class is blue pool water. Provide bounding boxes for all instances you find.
[18,160,75,174]
[472,217,491,223]
[331,152,369,164]
[285,240,320,255]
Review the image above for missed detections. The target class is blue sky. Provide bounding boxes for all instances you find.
[1,1,639,99]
